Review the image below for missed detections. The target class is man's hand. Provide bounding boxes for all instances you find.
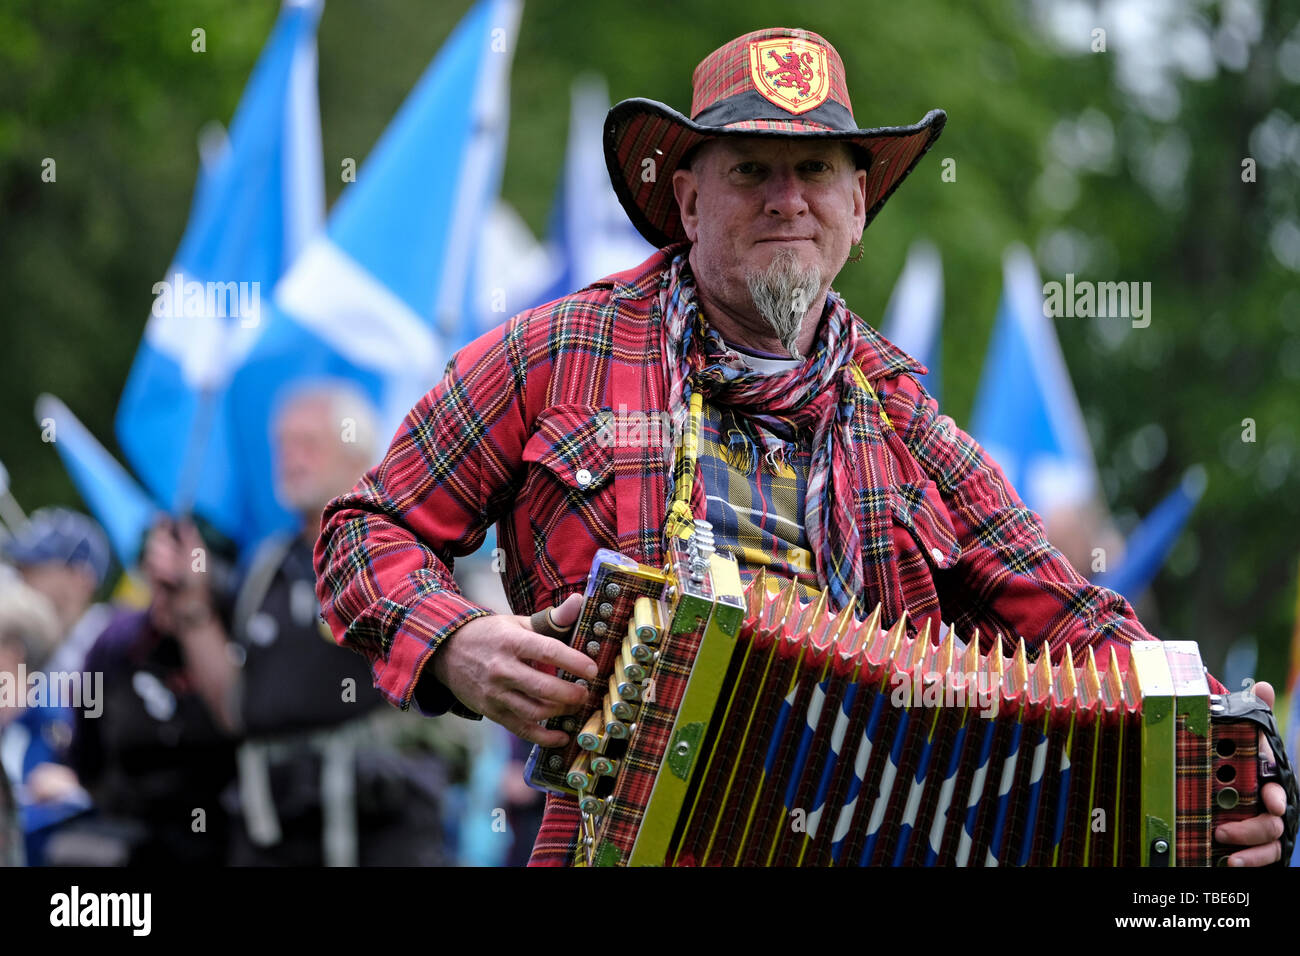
[144,518,215,635]
[1215,680,1289,866]
[431,594,598,747]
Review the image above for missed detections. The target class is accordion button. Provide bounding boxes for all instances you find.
[586,641,601,656]
[604,583,621,598]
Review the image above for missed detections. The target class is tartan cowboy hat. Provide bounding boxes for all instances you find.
[604,27,946,249]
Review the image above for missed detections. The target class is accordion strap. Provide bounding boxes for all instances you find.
[664,391,704,545]
[1218,690,1300,867]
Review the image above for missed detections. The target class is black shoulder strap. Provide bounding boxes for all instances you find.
[231,532,295,647]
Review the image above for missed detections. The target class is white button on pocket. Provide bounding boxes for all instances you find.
[930,547,944,564]
[575,468,592,487]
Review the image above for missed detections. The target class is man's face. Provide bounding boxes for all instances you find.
[671,136,867,338]
[273,396,367,517]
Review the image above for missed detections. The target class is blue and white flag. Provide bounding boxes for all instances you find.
[880,239,943,404]
[115,0,324,546]
[1094,466,1205,602]
[36,394,159,569]
[535,74,655,305]
[458,201,561,351]
[230,0,523,540]
[969,244,1100,516]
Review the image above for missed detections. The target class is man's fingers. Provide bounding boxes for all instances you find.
[503,663,588,711]
[490,696,571,748]
[1262,780,1287,817]
[176,519,204,550]
[1216,811,1285,846]
[516,630,598,680]
[1226,840,1282,867]
[1253,680,1275,708]
[504,718,569,749]
[550,593,585,629]
[496,688,562,723]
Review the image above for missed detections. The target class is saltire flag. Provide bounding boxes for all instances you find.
[879,239,943,404]
[459,199,561,349]
[35,395,160,569]
[228,0,524,547]
[1093,466,1205,603]
[114,0,325,548]
[969,244,1100,517]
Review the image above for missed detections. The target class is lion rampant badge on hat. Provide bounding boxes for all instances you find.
[748,35,831,115]
[604,27,946,249]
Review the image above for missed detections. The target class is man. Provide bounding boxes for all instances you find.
[315,28,1290,866]
[225,382,446,867]
[62,517,239,865]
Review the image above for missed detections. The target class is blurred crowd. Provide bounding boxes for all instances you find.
[0,381,540,867]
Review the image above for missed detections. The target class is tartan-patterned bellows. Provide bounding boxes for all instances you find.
[604,26,947,248]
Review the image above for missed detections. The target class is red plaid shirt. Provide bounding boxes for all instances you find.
[314,243,1183,864]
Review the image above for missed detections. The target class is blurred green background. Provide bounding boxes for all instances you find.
[2,0,1298,684]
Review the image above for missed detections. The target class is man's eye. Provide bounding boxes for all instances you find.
[802,161,831,173]
[733,162,761,175]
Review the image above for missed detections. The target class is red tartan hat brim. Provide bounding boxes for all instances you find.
[604,97,946,249]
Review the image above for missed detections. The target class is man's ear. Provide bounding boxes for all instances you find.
[852,167,867,236]
[671,167,701,242]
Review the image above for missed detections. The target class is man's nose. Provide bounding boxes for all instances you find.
[763,168,809,219]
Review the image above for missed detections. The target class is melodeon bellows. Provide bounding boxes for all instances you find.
[524,530,1298,867]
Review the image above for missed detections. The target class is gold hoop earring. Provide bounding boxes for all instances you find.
[847,241,864,264]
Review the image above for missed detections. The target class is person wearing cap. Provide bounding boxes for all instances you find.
[315,28,1290,866]
[4,507,115,676]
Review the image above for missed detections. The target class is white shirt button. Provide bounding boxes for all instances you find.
[930,547,945,563]
[575,468,593,487]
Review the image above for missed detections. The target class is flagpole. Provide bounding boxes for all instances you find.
[171,384,220,524]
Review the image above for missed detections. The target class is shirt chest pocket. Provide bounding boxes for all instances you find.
[889,479,962,572]
[520,405,617,575]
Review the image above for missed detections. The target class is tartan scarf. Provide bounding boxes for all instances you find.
[658,250,865,609]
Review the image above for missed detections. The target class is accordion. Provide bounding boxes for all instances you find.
[525,531,1299,867]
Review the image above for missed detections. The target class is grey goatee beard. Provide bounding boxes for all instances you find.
[744,247,822,361]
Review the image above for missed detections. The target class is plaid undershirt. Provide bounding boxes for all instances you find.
[694,343,823,600]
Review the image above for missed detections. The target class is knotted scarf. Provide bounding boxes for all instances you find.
[658,250,866,610]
